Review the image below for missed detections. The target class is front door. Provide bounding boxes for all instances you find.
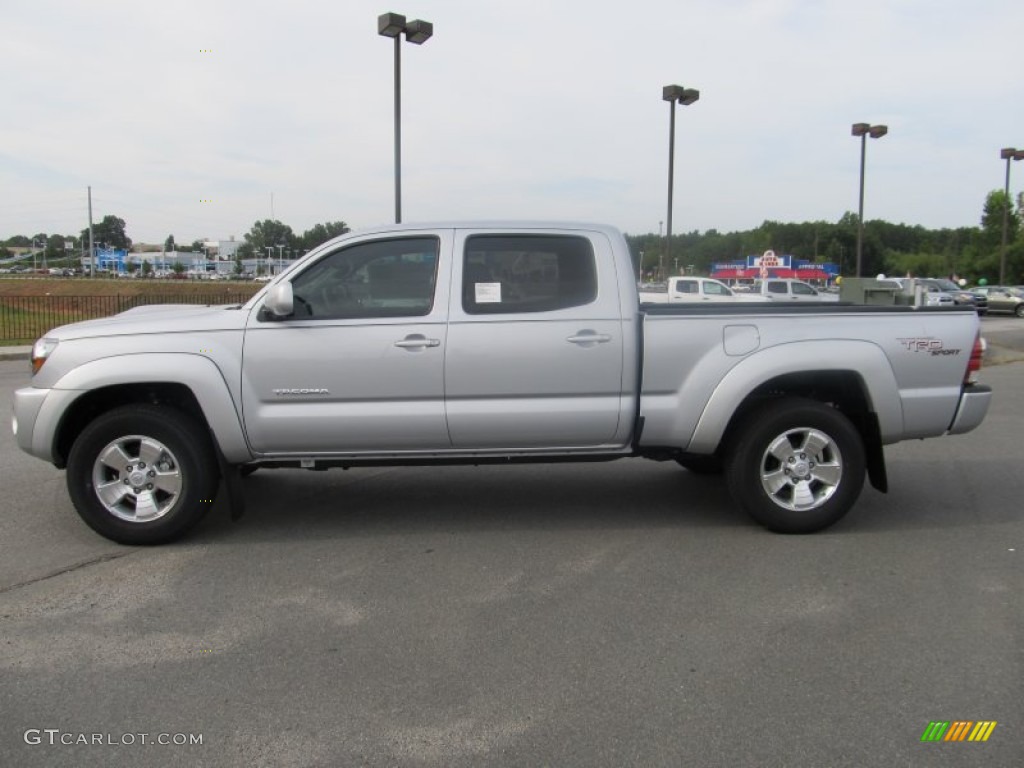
[241,231,453,455]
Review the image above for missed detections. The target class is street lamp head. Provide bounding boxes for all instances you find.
[852,123,886,139]
[378,12,406,38]
[1000,147,1024,161]
[663,84,699,105]
[379,13,432,43]
[405,19,433,44]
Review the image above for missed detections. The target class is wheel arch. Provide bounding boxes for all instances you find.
[717,374,888,492]
[47,354,251,467]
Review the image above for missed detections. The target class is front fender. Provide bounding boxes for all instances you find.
[42,353,251,463]
[686,340,903,453]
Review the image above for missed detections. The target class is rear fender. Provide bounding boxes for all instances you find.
[686,340,903,454]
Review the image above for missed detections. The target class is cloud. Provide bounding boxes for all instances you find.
[2,0,1022,242]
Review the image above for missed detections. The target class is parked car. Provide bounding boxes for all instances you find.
[876,278,954,307]
[971,285,1024,317]
[919,278,987,314]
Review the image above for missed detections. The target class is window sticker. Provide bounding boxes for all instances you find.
[475,282,502,303]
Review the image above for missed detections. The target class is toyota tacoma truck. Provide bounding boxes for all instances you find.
[11,222,991,544]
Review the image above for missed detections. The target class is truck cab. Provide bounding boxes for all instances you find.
[639,276,737,303]
[752,278,835,302]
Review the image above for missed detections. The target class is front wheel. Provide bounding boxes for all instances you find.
[1015,304,1024,318]
[66,405,219,544]
[725,398,866,533]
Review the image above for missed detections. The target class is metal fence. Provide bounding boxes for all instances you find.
[0,293,255,342]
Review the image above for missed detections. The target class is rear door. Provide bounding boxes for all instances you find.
[444,228,629,450]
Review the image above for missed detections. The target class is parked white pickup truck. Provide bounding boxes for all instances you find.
[12,222,991,543]
[639,276,738,303]
[751,278,838,302]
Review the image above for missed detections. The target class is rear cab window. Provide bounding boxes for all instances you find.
[461,234,597,315]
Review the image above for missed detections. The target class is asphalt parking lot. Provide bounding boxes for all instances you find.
[1,342,1021,767]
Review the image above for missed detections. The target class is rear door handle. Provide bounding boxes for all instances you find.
[566,331,612,347]
[394,335,440,350]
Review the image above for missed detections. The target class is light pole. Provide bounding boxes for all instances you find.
[265,246,273,275]
[663,85,699,281]
[998,148,1024,285]
[378,11,433,224]
[851,122,887,277]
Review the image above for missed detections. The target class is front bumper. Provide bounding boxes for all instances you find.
[12,386,82,464]
[947,385,992,435]
[12,386,49,458]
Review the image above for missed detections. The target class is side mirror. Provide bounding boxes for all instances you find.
[264,282,294,318]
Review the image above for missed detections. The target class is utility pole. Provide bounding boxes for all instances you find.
[88,186,95,277]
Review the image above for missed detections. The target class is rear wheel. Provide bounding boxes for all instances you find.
[66,405,219,544]
[1015,304,1024,318]
[725,398,865,533]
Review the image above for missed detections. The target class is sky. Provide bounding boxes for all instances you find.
[2,0,1023,246]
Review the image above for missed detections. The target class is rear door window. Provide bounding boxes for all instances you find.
[461,235,597,314]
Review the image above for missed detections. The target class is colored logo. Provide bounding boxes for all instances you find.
[921,721,997,742]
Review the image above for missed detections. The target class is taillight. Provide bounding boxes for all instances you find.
[965,333,984,385]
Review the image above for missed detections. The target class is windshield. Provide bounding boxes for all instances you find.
[931,279,962,291]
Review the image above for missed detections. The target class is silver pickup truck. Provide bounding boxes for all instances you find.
[12,222,991,544]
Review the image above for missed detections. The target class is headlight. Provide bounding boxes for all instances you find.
[31,338,59,375]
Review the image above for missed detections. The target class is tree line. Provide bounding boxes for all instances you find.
[1,217,350,264]
[627,190,1023,283]
[4,191,1021,283]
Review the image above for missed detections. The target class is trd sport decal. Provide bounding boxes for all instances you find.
[896,338,961,356]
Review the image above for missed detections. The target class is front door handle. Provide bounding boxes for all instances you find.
[566,331,612,347]
[394,335,440,350]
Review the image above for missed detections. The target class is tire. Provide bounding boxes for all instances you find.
[1015,304,1024,318]
[725,398,865,534]
[66,405,219,544]
[675,454,724,475]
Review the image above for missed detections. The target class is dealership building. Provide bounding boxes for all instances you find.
[710,251,839,285]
